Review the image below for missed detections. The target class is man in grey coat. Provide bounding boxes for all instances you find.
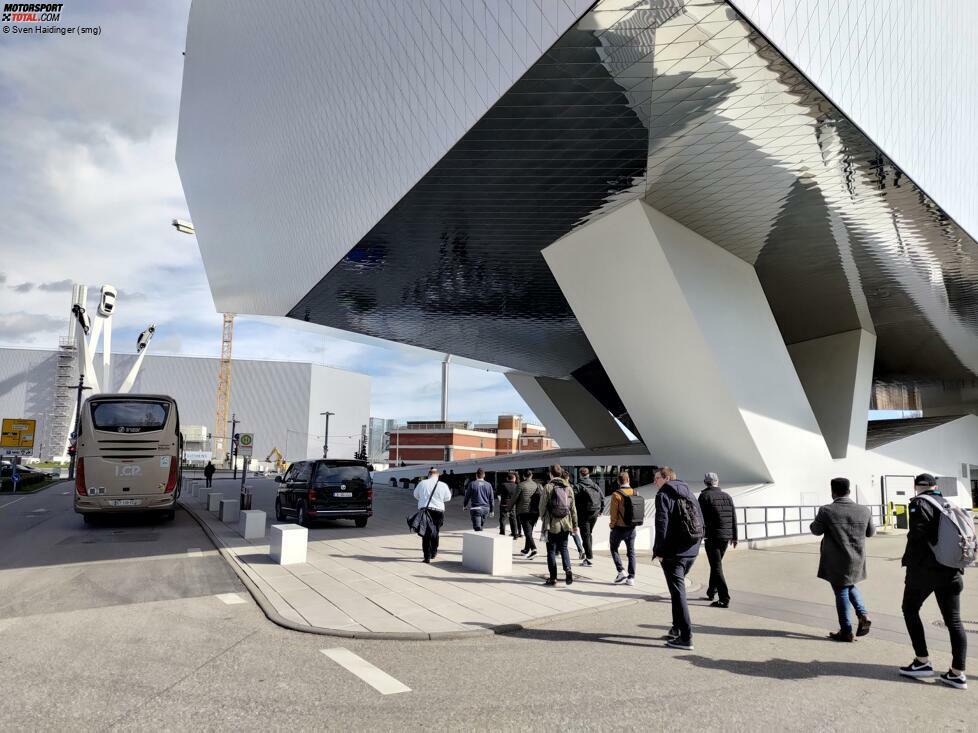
[810,477,876,642]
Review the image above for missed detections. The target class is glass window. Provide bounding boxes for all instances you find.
[91,400,169,433]
[294,462,312,483]
[319,465,369,484]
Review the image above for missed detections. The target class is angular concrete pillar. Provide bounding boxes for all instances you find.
[543,199,832,486]
[788,329,876,458]
[506,372,628,450]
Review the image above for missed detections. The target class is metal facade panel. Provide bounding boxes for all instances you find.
[177,0,593,316]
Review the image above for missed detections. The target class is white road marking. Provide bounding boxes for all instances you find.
[0,618,18,633]
[216,593,247,605]
[186,548,203,558]
[29,508,49,514]
[321,648,411,695]
[61,491,71,495]
[0,496,29,510]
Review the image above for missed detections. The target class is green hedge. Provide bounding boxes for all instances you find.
[0,472,47,491]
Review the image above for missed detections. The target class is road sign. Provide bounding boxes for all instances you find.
[238,433,254,457]
[1,418,36,457]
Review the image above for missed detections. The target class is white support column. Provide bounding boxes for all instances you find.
[788,329,876,459]
[102,317,112,392]
[543,200,833,488]
[506,372,628,449]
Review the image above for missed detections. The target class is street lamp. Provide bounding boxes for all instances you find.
[320,411,334,459]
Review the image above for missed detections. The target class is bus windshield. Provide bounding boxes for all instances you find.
[90,400,170,433]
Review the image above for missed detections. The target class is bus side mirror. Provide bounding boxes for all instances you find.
[274,475,284,483]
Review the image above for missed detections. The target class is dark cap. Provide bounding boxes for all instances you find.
[914,473,937,487]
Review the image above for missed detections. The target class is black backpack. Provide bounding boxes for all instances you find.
[669,485,704,543]
[617,490,645,527]
[576,481,603,515]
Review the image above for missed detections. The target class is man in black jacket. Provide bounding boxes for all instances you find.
[698,472,737,608]
[653,466,703,651]
[898,473,968,689]
[574,467,605,567]
[496,472,520,537]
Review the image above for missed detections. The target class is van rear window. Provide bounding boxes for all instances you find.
[91,401,169,433]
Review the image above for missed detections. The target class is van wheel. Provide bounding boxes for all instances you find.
[275,497,285,522]
[355,518,368,528]
[296,502,307,527]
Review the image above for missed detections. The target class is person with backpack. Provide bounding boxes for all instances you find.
[653,466,704,651]
[515,469,542,558]
[496,471,520,537]
[563,469,587,560]
[810,477,875,642]
[539,464,578,586]
[698,472,737,608]
[463,468,495,531]
[899,473,973,689]
[574,467,605,567]
[609,469,642,585]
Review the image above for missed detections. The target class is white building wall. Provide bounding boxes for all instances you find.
[731,0,978,241]
[177,0,593,316]
[303,364,371,463]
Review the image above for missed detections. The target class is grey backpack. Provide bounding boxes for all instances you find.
[917,494,978,570]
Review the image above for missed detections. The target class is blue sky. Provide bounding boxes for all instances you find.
[0,0,536,425]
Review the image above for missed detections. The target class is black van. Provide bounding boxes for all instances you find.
[274,459,372,527]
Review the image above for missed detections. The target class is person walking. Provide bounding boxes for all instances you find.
[899,473,969,689]
[574,467,604,567]
[810,477,875,642]
[203,460,215,488]
[515,469,542,558]
[539,464,578,586]
[413,468,452,563]
[698,472,737,608]
[653,467,704,651]
[496,471,520,537]
[564,469,586,561]
[609,470,639,585]
[463,469,494,531]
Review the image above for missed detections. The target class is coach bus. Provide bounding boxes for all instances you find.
[73,394,182,523]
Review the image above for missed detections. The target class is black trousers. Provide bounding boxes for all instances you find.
[903,572,967,671]
[661,556,696,642]
[705,538,730,602]
[498,508,518,536]
[421,510,445,560]
[518,513,538,552]
[579,513,599,560]
[205,476,213,487]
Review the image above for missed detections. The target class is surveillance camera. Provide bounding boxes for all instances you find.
[97,285,117,317]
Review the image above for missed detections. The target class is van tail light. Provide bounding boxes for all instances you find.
[307,489,317,502]
[75,458,87,496]
[164,458,178,493]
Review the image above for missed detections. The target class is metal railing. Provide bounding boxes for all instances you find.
[734,504,886,541]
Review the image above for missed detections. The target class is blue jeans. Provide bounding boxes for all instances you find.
[469,507,489,530]
[609,526,636,577]
[833,584,867,632]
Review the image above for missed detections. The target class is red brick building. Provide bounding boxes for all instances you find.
[387,415,557,466]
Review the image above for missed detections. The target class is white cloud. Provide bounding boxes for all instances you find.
[0,2,536,425]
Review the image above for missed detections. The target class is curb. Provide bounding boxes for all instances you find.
[181,497,667,641]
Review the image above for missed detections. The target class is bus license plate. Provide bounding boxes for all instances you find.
[111,499,140,507]
[333,492,352,498]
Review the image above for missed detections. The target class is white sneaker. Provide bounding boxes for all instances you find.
[625,577,635,586]
[613,571,627,584]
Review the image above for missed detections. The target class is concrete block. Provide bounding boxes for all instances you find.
[190,483,199,497]
[198,489,210,505]
[207,492,223,512]
[270,524,307,565]
[462,531,513,576]
[239,509,266,539]
[219,498,240,523]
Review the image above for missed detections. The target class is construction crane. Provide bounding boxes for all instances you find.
[213,313,234,465]
[265,447,286,474]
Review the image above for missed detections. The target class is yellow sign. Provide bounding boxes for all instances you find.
[1,418,36,450]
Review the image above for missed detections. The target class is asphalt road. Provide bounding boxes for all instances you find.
[1,482,975,731]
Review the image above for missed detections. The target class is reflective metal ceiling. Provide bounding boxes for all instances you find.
[291,0,978,389]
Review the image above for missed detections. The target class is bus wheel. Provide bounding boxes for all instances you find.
[163,509,175,521]
[83,514,95,526]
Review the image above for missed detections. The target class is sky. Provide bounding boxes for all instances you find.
[0,1,537,425]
